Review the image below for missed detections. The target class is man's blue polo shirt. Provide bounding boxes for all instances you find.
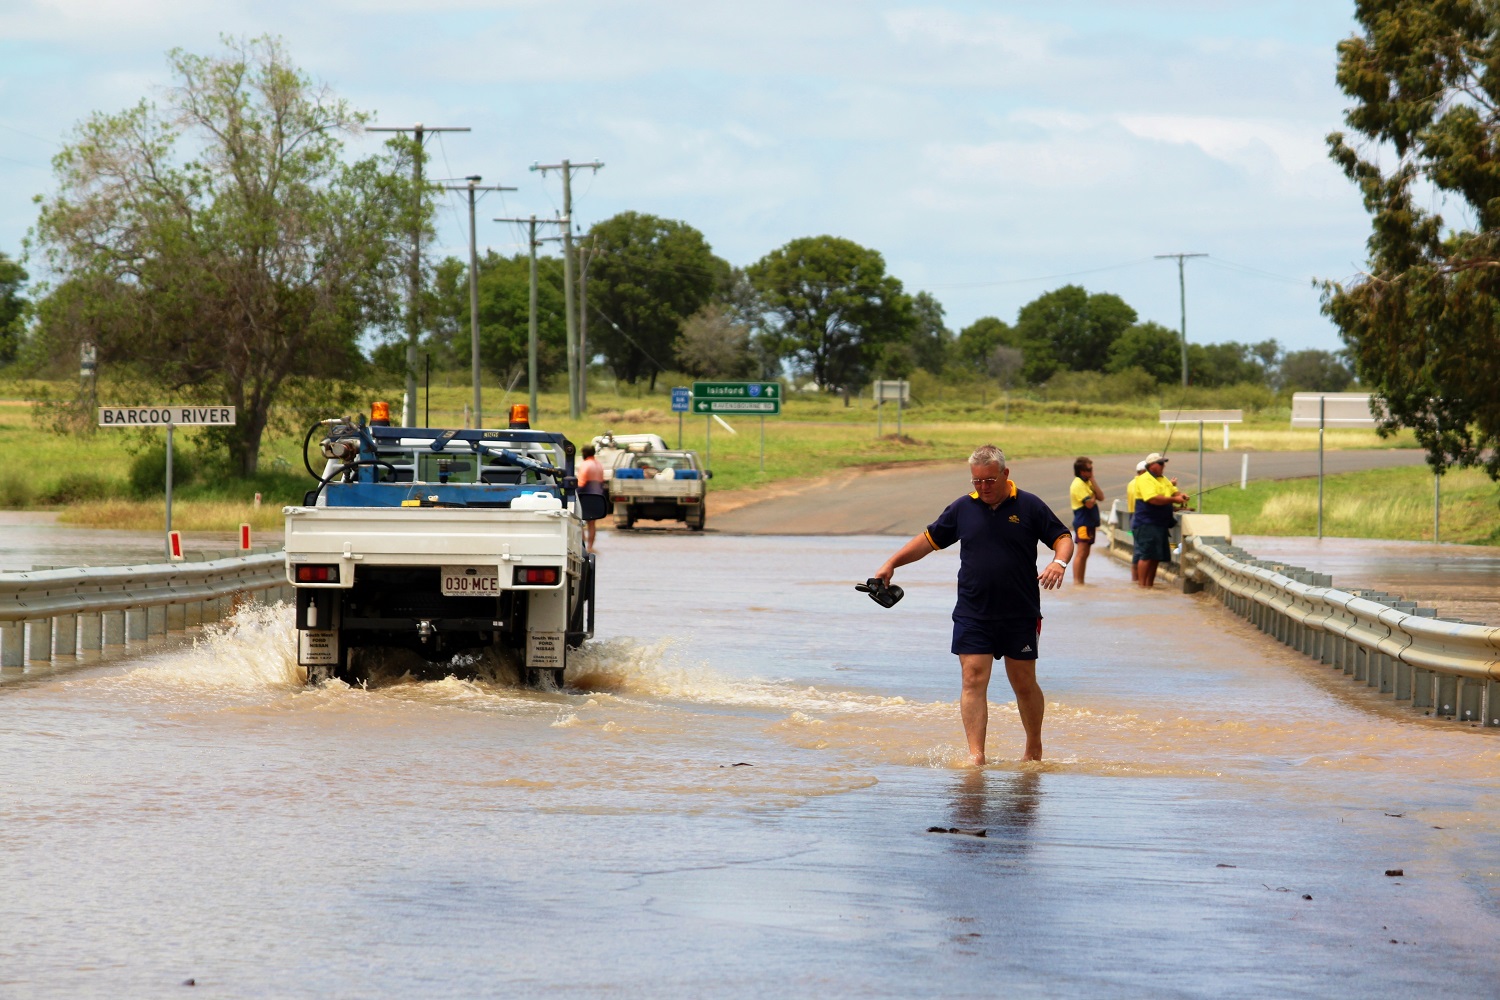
[925,481,1069,623]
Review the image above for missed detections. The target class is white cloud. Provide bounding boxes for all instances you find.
[1118,114,1329,175]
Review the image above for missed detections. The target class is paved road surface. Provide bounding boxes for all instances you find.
[711,448,1429,536]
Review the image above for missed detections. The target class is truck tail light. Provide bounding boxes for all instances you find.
[680,496,699,503]
[295,564,340,583]
[513,567,559,585]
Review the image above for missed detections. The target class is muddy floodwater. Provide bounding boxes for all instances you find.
[3,529,1499,997]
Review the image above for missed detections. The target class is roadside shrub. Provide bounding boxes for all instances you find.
[43,472,113,504]
[129,445,195,499]
[0,475,34,508]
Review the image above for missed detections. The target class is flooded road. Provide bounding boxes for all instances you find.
[3,530,1499,997]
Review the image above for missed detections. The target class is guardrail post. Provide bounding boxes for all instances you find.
[1457,678,1483,724]
[1375,655,1391,693]
[1486,681,1499,727]
[126,608,147,641]
[80,612,103,651]
[104,611,125,645]
[27,618,52,662]
[54,615,77,658]
[1435,674,1457,717]
[1411,667,1433,709]
[1394,659,1412,701]
[186,600,204,627]
[1,624,21,667]
[166,603,186,631]
[147,605,167,636]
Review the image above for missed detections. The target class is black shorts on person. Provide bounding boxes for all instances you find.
[951,616,1040,660]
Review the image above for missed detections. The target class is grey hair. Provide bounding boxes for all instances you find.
[968,444,1005,468]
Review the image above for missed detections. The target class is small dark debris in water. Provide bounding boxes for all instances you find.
[1385,869,1404,877]
[1390,939,1399,945]
[1302,894,1313,900]
[1215,863,1237,868]
[1432,826,1445,830]
[718,762,754,768]
[1384,812,1404,818]
[182,980,196,987]
[928,826,988,837]
[1263,885,1291,892]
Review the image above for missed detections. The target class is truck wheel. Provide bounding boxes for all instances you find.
[688,502,706,531]
[523,667,565,689]
[615,513,633,530]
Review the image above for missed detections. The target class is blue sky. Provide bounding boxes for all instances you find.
[0,1,1368,352]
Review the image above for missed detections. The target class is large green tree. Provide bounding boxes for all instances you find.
[1013,285,1137,382]
[1105,321,1180,383]
[953,316,1019,376]
[747,235,914,393]
[429,251,568,388]
[0,253,25,364]
[584,211,728,388]
[31,37,417,474]
[1323,0,1500,474]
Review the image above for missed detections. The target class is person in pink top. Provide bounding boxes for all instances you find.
[577,445,606,551]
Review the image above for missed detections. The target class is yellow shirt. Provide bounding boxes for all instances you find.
[1068,476,1097,511]
[1131,471,1177,506]
[1125,475,1141,514]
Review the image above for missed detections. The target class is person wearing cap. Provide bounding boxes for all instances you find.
[1131,453,1190,588]
[871,444,1072,765]
[1124,459,1148,583]
[1068,457,1105,585]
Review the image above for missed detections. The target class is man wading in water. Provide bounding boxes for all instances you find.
[873,445,1072,765]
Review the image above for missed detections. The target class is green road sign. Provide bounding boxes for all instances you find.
[691,381,782,414]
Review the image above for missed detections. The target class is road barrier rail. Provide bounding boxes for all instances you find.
[0,551,291,669]
[1183,536,1500,728]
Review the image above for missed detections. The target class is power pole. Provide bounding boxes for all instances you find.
[495,215,566,419]
[529,159,604,419]
[577,236,601,413]
[1154,252,1207,388]
[368,123,470,425]
[441,175,516,429]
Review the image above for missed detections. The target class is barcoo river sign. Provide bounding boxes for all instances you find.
[98,405,236,426]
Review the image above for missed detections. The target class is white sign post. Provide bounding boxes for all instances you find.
[874,379,910,438]
[98,406,237,558]
[1159,409,1243,513]
[1290,393,1380,539]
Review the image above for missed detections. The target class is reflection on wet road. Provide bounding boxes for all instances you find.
[2,530,1497,996]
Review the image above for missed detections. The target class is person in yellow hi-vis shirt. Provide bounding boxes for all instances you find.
[1131,453,1191,589]
[1068,457,1105,585]
[1123,459,1147,583]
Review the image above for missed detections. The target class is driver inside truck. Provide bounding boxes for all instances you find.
[637,459,658,479]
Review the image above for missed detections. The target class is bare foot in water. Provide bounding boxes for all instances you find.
[969,751,986,767]
[1022,745,1042,762]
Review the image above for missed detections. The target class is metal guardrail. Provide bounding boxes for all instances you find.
[0,552,292,669]
[1183,536,1500,728]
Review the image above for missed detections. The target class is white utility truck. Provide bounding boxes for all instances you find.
[284,405,607,687]
[608,448,709,531]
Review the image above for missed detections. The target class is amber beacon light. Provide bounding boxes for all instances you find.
[370,401,391,426]
[509,404,531,429]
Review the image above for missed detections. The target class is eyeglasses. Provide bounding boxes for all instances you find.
[971,477,1000,487]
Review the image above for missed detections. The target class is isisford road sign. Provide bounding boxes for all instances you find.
[690,381,781,414]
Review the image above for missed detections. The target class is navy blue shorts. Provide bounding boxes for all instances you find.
[951,616,1040,660]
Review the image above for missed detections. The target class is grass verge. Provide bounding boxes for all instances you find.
[1203,465,1500,545]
